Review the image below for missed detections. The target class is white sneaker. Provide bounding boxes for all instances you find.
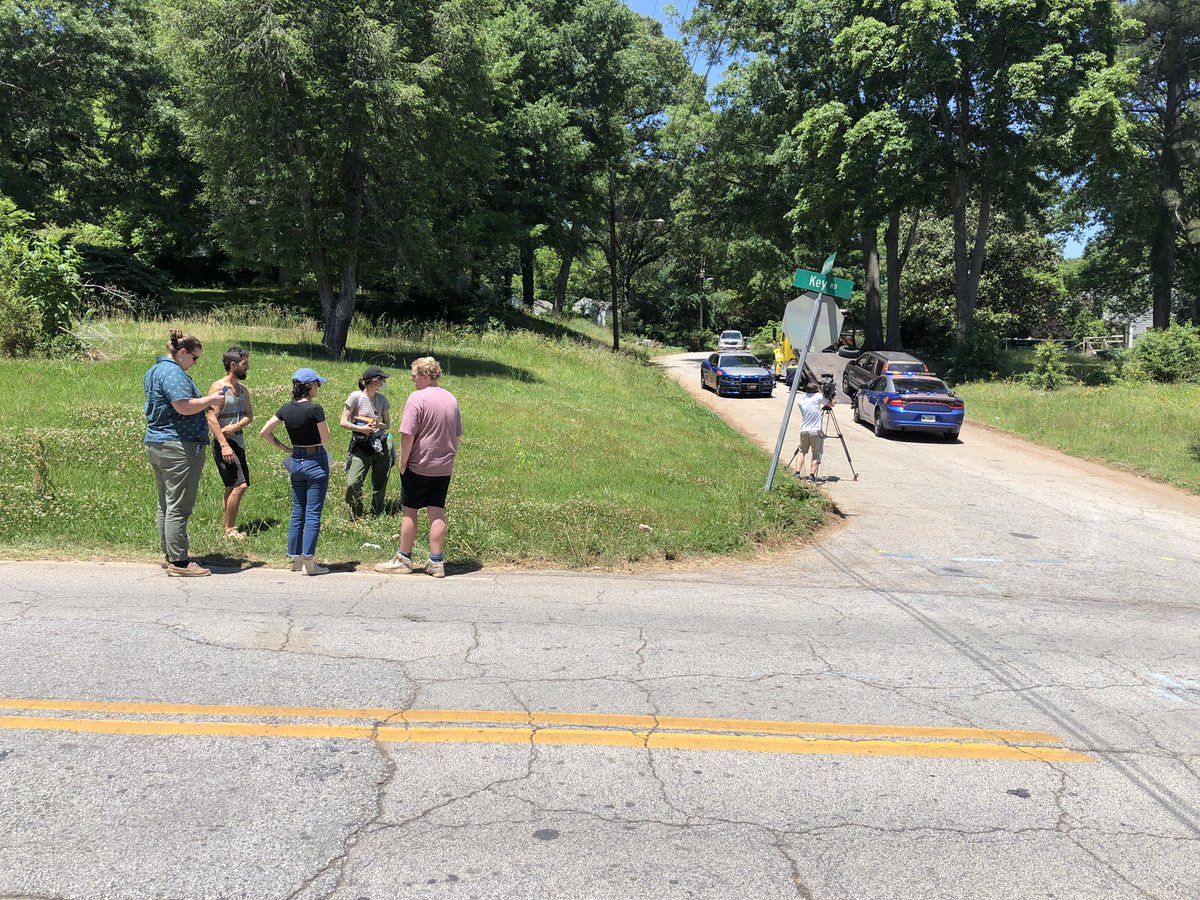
[424,560,445,578]
[288,557,303,572]
[375,552,415,574]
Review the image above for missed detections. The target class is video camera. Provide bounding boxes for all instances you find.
[818,372,836,403]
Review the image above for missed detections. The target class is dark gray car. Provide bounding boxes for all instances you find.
[841,350,928,396]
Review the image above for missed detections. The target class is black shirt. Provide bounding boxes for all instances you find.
[276,402,326,446]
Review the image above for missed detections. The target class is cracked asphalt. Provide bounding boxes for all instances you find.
[0,352,1198,899]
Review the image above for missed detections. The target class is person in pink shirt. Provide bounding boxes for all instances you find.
[375,356,462,578]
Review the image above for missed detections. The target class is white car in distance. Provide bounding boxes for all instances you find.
[718,330,745,350]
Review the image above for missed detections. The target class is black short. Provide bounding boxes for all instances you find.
[400,470,451,509]
[212,440,250,488]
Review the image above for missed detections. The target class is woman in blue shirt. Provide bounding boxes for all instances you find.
[143,329,226,577]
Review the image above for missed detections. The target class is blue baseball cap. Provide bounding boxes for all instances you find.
[292,367,326,384]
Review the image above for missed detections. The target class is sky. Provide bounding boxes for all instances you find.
[621,2,1091,259]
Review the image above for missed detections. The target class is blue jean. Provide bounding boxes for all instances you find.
[288,452,329,557]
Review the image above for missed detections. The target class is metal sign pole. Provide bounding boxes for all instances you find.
[765,293,826,492]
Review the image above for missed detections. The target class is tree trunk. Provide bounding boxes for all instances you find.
[884,209,920,350]
[951,165,971,344]
[884,212,902,349]
[608,171,619,351]
[553,221,582,316]
[323,142,365,357]
[966,196,992,325]
[520,240,535,307]
[861,224,883,350]
[1151,28,1184,330]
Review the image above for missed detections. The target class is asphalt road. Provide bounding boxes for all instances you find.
[1,352,1198,899]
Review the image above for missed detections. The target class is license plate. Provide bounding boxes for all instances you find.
[921,415,936,423]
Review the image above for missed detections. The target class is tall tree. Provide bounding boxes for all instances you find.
[161,0,496,355]
[902,0,1126,342]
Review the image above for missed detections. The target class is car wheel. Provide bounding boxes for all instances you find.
[838,347,862,359]
[944,430,959,441]
[842,374,852,395]
[874,411,888,438]
[852,401,861,424]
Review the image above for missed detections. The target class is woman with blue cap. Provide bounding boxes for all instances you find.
[259,367,333,575]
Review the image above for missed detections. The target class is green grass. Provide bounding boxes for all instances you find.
[0,311,825,569]
[958,380,1200,493]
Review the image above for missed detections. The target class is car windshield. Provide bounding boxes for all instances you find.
[721,355,759,368]
[894,378,948,393]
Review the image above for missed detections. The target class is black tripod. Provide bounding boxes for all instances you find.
[787,404,859,482]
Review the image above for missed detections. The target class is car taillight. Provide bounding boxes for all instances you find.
[887,397,905,407]
[950,400,964,409]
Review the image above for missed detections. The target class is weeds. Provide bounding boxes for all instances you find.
[0,311,824,568]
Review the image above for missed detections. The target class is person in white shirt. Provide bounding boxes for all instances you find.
[795,380,834,483]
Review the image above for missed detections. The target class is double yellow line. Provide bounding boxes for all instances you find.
[0,698,1091,762]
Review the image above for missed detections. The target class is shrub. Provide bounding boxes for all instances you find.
[73,243,171,300]
[0,235,83,357]
[944,319,1007,382]
[1025,340,1075,390]
[1125,324,1200,383]
[680,328,714,352]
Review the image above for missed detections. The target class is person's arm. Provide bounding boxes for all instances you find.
[398,431,414,473]
[340,404,374,434]
[171,391,224,416]
[317,418,333,446]
[338,396,374,434]
[206,381,236,463]
[259,415,290,453]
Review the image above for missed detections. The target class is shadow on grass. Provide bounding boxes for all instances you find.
[238,340,540,383]
[1189,444,1200,463]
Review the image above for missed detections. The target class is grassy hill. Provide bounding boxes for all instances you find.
[0,309,824,570]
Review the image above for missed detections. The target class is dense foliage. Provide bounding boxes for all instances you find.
[0,0,1193,357]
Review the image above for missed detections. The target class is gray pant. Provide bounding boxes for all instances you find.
[146,441,206,562]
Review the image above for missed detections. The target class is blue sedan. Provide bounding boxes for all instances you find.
[853,374,964,440]
[700,352,775,397]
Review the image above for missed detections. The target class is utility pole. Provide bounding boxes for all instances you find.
[608,171,620,352]
[698,257,706,331]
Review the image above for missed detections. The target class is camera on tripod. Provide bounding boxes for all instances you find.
[818,372,836,404]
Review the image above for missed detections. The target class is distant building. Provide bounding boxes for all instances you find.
[1116,310,1155,347]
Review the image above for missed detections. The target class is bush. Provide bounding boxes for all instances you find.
[1125,324,1200,383]
[73,243,171,301]
[0,235,83,357]
[1025,340,1075,390]
[944,319,1007,382]
[680,328,715,352]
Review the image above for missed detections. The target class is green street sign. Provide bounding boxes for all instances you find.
[821,252,836,276]
[792,268,853,299]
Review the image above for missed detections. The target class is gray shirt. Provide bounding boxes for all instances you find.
[216,386,248,446]
[344,390,389,428]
